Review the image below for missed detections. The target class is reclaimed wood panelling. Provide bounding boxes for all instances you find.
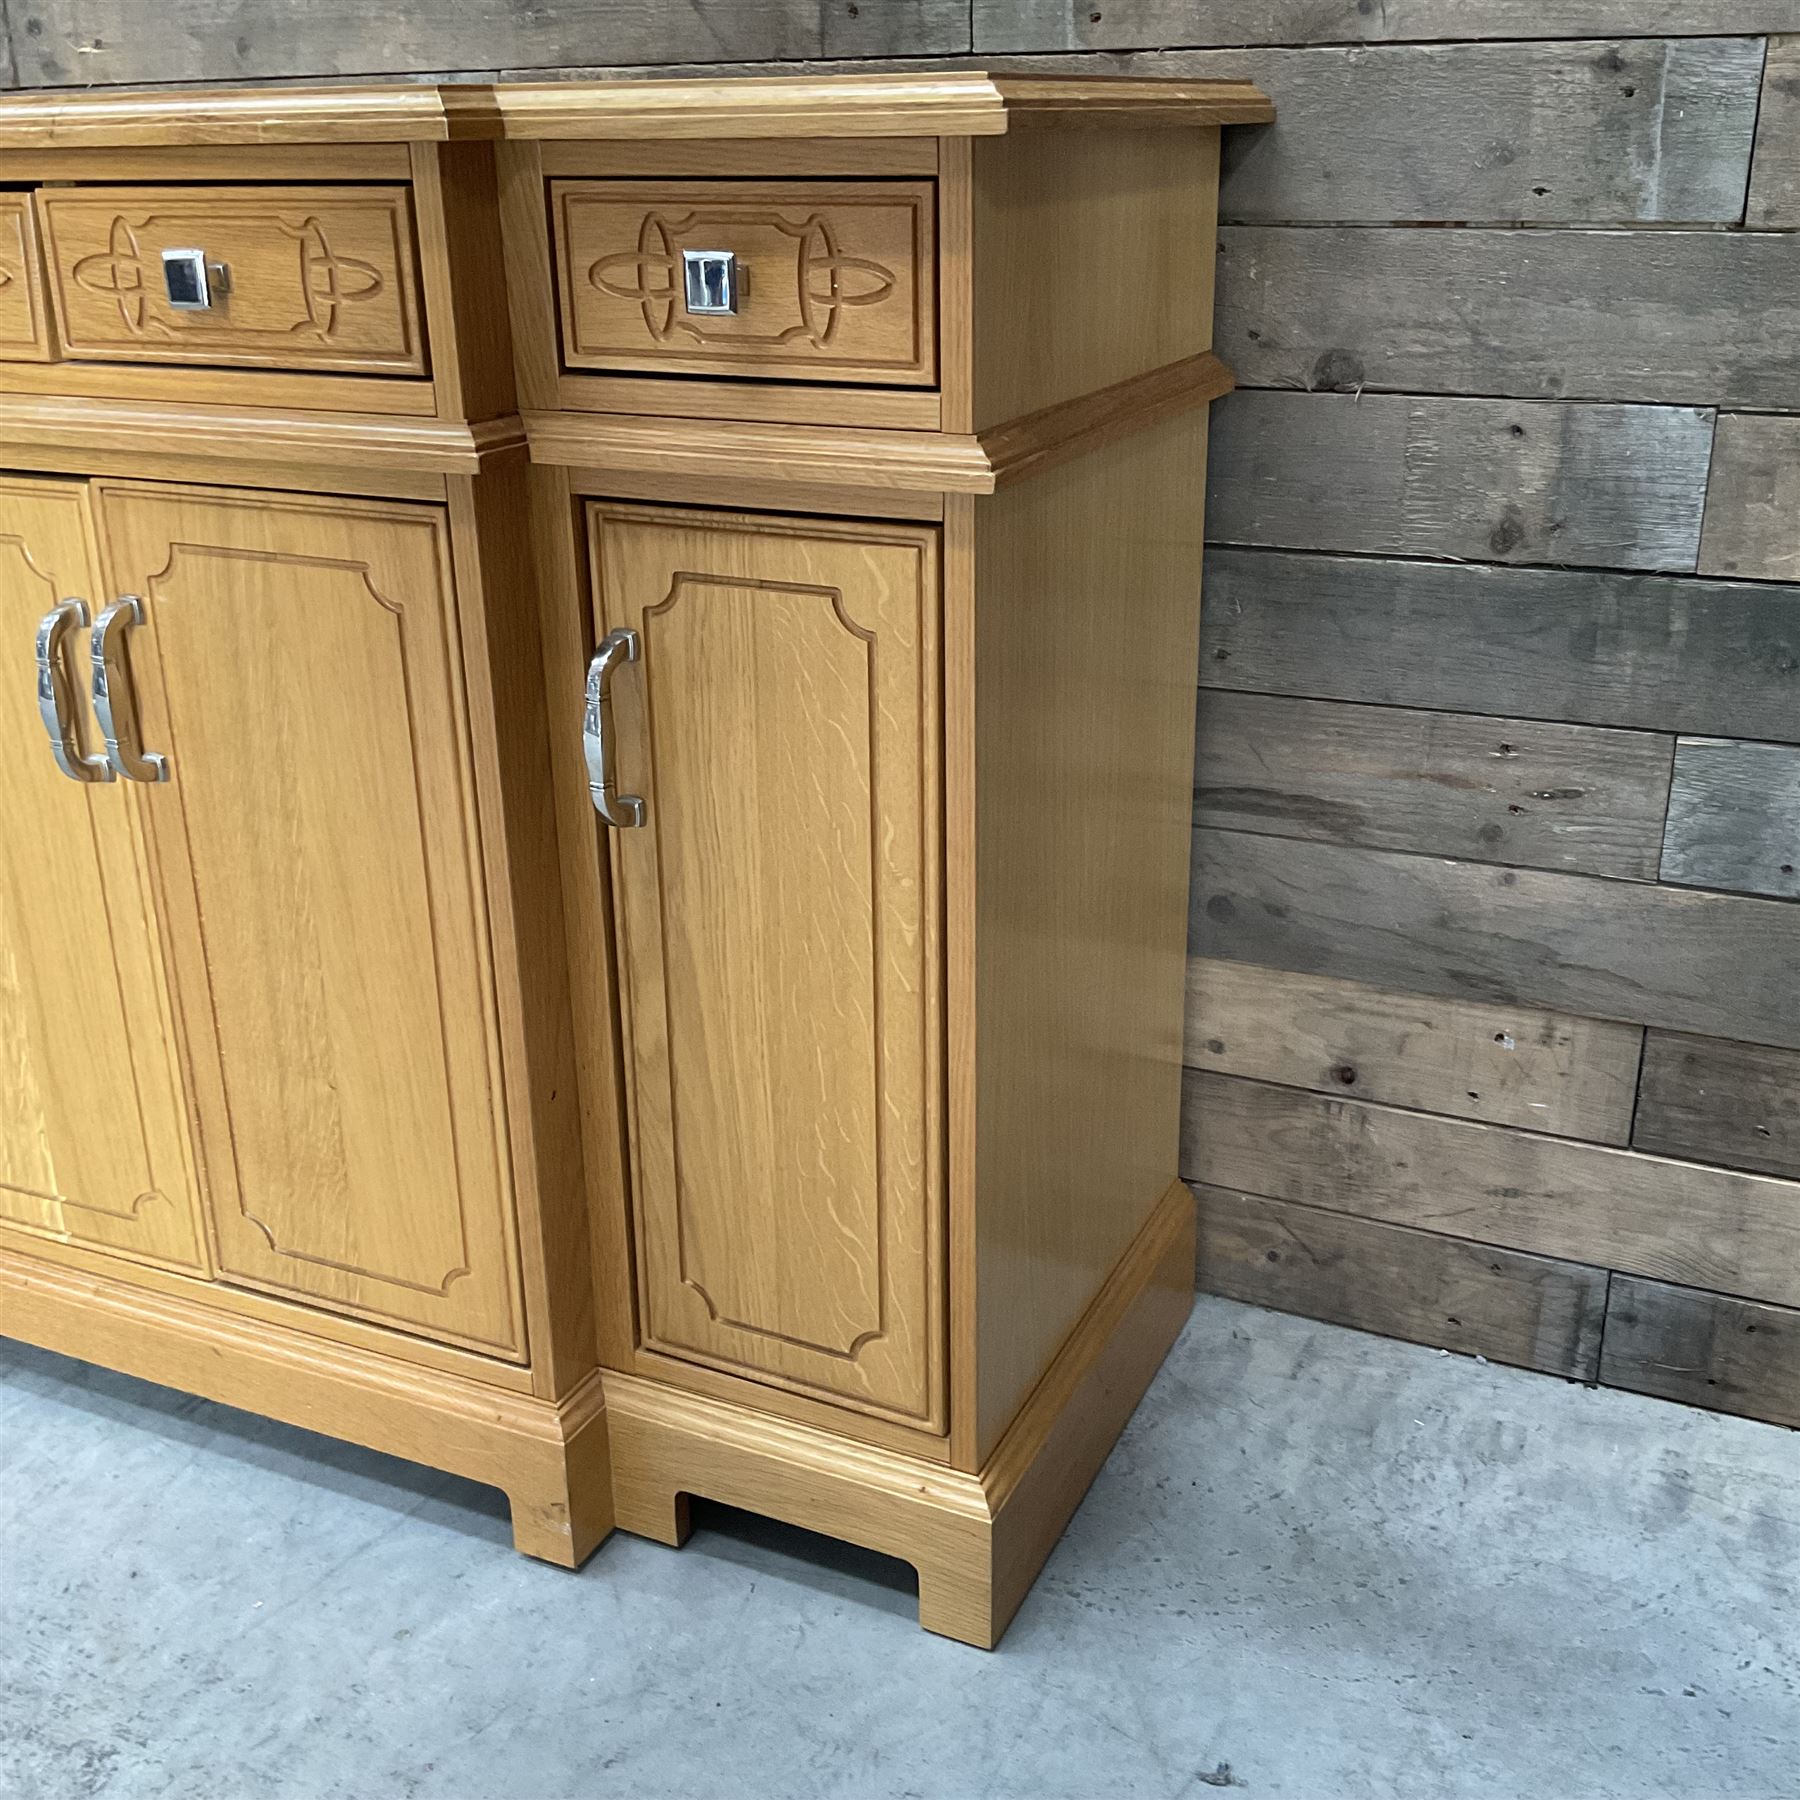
[1194,690,1672,879]
[1602,1277,1800,1429]
[1214,40,1761,225]
[1200,550,1800,744]
[4,2,967,86]
[1660,738,1800,899]
[1190,829,1800,1052]
[1635,1031,1800,1181]
[987,40,1763,224]
[1182,1070,1800,1308]
[1699,415,1800,582]
[1206,391,1715,571]
[1184,958,1642,1142]
[1747,35,1800,227]
[1193,1186,1608,1379]
[975,3,1800,52]
[1216,228,1800,409]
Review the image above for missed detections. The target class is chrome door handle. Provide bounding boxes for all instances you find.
[35,599,113,783]
[91,597,168,784]
[584,628,644,828]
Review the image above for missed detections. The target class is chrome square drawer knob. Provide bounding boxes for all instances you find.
[681,249,738,316]
[161,247,230,311]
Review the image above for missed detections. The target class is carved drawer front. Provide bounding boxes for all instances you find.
[36,185,425,376]
[555,179,936,387]
[0,198,55,362]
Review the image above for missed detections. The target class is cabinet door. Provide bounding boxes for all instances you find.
[94,483,525,1358]
[590,504,943,1428]
[0,475,205,1270]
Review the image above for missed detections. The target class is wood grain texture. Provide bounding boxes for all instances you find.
[1602,1276,1800,1430]
[602,1180,1194,1649]
[1660,737,1800,899]
[1635,1032,1800,1182]
[591,504,944,1429]
[0,198,55,362]
[1,1245,614,1566]
[7,5,969,87]
[445,461,593,1401]
[1198,38,1764,225]
[0,83,501,145]
[0,392,498,471]
[1190,830,1800,1052]
[1199,549,1800,744]
[36,185,426,377]
[0,476,206,1273]
[96,482,526,1358]
[1206,391,1715,571]
[497,74,1269,140]
[1194,690,1673,879]
[554,178,936,387]
[1184,958,1642,1143]
[1193,1186,1607,1379]
[1699,414,1800,582]
[524,409,994,492]
[1183,1070,1800,1308]
[1747,35,1800,226]
[1216,227,1800,409]
[969,413,1209,1461]
[974,1,1800,51]
[970,126,1217,429]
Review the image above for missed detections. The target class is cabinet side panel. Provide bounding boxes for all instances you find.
[973,413,1207,1458]
[971,128,1218,432]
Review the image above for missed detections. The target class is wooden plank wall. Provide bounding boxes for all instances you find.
[5,3,1797,1432]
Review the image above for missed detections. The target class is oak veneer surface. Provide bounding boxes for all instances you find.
[0,476,206,1274]
[970,411,1208,1458]
[36,186,427,377]
[0,198,54,361]
[591,504,945,1430]
[555,179,937,387]
[95,482,527,1359]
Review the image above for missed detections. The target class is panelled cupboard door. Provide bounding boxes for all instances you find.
[93,483,526,1359]
[0,475,206,1271]
[590,504,945,1429]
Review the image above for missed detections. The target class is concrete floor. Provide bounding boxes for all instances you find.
[2,1297,1795,1800]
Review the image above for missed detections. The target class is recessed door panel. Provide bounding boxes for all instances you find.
[591,504,944,1427]
[0,475,205,1271]
[94,482,524,1357]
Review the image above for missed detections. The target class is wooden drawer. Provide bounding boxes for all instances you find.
[36,185,426,376]
[0,196,54,362]
[554,179,936,387]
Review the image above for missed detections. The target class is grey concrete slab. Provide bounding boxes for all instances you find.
[2,1296,1795,1800]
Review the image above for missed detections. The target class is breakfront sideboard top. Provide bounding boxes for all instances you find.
[0,73,1274,149]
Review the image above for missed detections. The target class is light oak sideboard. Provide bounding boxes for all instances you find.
[0,72,1272,1648]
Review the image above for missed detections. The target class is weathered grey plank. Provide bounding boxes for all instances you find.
[1747,35,1800,226]
[0,0,14,90]
[1184,957,1642,1141]
[1216,228,1800,409]
[1699,414,1800,583]
[1181,1069,1800,1307]
[1206,391,1714,572]
[1660,738,1800,899]
[1189,829,1800,1050]
[1199,550,1800,743]
[976,1,1800,52]
[1602,1276,1800,1429]
[993,41,1761,224]
[1635,1031,1800,1181]
[1193,1184,1608,1379]
[5,1,967,85]
[1194,690,1672,878]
